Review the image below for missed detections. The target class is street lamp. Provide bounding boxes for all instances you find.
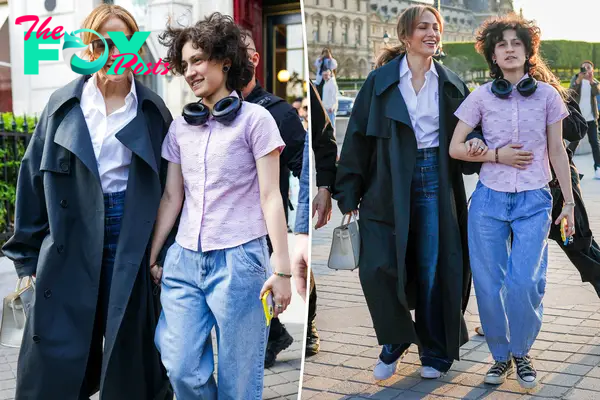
[383,31,389,45]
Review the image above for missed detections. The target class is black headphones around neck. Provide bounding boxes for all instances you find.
[491,76,538,99]
[182,92,243,126]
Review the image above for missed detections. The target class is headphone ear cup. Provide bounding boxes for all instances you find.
[212,96,243,124]
[516,77,538,97]
[182,102,210,126]
[491,78,512,99]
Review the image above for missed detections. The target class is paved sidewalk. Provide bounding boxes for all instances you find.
[303,141,600,399]
[0,234,304,400]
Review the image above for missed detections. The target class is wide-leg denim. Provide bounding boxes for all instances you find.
[469,182,552,361]
[155,236,271,400]
[382,148,453,372]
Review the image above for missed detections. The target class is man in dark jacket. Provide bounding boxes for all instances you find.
[569,61,600,179]
[242,34,305,368]
[306,81,338,356]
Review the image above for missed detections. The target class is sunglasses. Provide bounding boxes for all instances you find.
[90,35,133,54]
[302,106,308,111]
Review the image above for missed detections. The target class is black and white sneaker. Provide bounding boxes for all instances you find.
[484,360,513,385]
[513,355,538,389]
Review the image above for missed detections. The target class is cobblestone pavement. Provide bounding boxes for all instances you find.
[303,126,600,399]
[0,234,304,400]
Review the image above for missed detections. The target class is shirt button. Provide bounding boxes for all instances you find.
[60,200,68,208]
[57,245,64,254]
[44,289,52,299]
[32,335,41,343]
[60,161,69,172]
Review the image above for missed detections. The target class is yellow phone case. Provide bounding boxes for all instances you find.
[262,290,274,326]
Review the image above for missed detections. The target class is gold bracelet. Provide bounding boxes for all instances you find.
[273,271,292,278]
[564,201,576,207]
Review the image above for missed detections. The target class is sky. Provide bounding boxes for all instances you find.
[512,0,600,42]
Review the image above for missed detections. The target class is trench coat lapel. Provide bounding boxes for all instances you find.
[53,104,101,185]
[115,109,159,175]
[375,55,412,129]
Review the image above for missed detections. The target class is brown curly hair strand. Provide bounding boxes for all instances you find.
[158,12,254,92]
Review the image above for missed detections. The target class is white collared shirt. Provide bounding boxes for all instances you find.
[80,74,137,193]
[398,56,440,149]
[580,79,595,122]
[322,78,338,112]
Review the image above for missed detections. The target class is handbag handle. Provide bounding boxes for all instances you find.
[15,277,34,293]
[341,212,358,226]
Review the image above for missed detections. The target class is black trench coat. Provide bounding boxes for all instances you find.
[334,55,472,361]
[2,76,174,399]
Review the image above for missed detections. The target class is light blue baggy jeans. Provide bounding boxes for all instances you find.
[155,237,271,400]
[468,181,552,362]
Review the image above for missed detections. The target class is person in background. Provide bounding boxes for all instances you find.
[1,4,173,399]
[299,97,309,130]
[306,81,338,357]
[241,32,306,368]
[291,135,310,301]
[314,48,338,97]
[321,69,339,133]
[569,60,600,179]
[292,96,304,114]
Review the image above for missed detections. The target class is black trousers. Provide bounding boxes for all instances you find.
[567,120,600,169]
[308,269,317,327]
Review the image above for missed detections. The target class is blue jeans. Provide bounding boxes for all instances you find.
[469,182,552,361]
[382,148,452,372]
[327,111,336,131]
[155,237,271,399]
[79,191,125,398]
[100,191,125,325]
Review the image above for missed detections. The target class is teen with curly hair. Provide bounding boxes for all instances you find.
[149,12,292,398]
[450,14,575,388]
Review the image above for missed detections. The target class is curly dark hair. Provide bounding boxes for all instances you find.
[158,12,254,92]
[475,13,568,100]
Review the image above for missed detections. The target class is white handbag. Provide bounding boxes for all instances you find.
[0,277,35,348]
[328,214,360,271]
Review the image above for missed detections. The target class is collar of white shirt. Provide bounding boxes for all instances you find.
[81,73,138,117]
[399,56,438,80]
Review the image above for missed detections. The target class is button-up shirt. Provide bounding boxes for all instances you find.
[80,74,137,193]
[455,74,568,193]
[398,56,440,149]
[161,93,285,252]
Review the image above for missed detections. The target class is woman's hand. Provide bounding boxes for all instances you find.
[554,204,576,238]
[465,138,488,157]
[497,144,533,169]
[346,210,359,218]
[260,273,292,318]
[149,262,163,285]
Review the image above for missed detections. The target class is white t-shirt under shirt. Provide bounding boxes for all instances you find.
[580,79,595,122]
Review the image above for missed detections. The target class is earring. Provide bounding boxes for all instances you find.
[223,65,230,72]
[493,59,497,64]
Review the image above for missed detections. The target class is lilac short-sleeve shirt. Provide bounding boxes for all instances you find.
[454,75,568,193]
[162,93,285,252]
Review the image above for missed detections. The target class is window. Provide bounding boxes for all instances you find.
[357,24,362,46]
[343,0,348,9]
[356,0,361,12]
[330,0,334,8]
[342,23,349,45]
[313,21,320,42]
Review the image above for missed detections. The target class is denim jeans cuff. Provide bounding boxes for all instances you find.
[379,343,411,364]
[420,355,453,373]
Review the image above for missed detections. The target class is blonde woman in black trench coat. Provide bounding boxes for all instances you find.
[2,5,173,399]
[334,5,473,381]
